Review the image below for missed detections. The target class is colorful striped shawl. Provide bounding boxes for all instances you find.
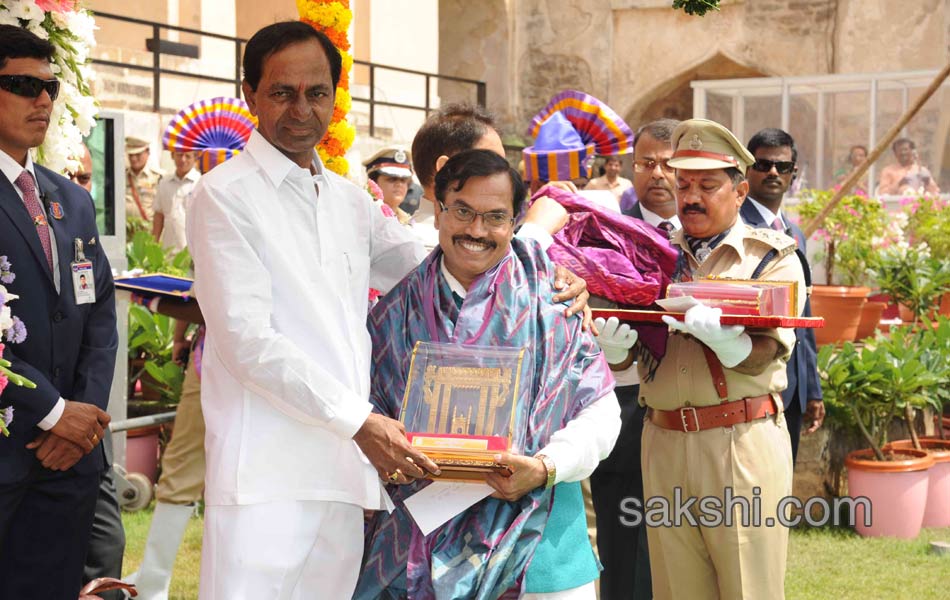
[354,237,614,599]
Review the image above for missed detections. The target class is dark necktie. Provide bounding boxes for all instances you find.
[658,221,674,240]
[15,171,53,273]
[686,228,730,264]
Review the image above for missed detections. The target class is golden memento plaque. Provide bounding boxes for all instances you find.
[400,342,527,481]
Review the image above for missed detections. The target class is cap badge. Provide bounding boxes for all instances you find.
[689,134,703,150]
[393,150,407,163]
[582,154,595,174]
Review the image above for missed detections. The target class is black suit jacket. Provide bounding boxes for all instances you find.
[739,199,822,411]
[0,163,117,483]
[621,201,644,220]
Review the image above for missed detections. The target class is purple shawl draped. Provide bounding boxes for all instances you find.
[354,237,615,599]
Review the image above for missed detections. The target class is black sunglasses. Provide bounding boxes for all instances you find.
[751,159,796,175]
[0,75,60,101]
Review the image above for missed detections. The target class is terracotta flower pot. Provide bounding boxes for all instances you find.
[868,293,900,320]
[940,292,950,317]
[854,301,886,340]
[886,439,950,528]
[845,448,933,538]
[898,295,950,323]
[899,303,915,323]
[810,285,870,345]
[126,424,162,486]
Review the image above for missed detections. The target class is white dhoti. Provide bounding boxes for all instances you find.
[199,500,364,600]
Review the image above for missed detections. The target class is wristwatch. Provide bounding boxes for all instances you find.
[534,453,556,489]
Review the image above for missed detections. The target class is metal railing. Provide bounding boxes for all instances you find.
[90,12,486,134]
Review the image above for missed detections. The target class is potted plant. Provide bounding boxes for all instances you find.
[792,189,886,344]
[123,232,193,483]
[899,193,950,317]
[885,318,950,527]
[870,242,950,323]
[125,230,192,406]
[818,327,936,538]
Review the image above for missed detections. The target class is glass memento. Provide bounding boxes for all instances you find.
[400,342,528,481]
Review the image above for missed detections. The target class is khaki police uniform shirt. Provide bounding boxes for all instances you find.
[637,222,806,410]
[126,165,162,221]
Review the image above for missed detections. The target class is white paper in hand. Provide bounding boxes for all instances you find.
[403,481,493,536]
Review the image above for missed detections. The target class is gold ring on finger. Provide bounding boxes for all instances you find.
[388,469,401,482]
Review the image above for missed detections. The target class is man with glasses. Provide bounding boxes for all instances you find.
[622,119,681,238]
[741,128,824,462]
[0,25,117,599]
[590,118,679,600]
[356,148,620,599]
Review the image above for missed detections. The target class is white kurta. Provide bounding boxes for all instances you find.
[186,130,426,510]
[155,168,199,253]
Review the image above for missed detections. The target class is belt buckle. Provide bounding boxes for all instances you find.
[680,406,699,432]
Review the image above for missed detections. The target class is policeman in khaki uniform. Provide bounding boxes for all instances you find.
[363,146,414,225]
[125,136,162,222]
[631,119,804,599]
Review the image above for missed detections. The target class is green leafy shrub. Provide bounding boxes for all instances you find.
[791,189,886,286]
[818,321,948,459]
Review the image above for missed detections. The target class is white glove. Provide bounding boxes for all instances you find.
[594,316,638,365]
[661,304,752,368]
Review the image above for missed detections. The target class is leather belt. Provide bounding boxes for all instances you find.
[649,394,779,433]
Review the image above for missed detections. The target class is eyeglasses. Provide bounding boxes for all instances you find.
[69,172,92,185]
[0,75,60,101]
[633,158,674,174]
[751,159,796,175]
[439,201,514,230]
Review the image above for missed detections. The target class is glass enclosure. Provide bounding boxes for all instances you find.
[692,70,950,196]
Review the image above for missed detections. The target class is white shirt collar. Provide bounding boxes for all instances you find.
[171,168,200,183]
[747,196,782,228]
[439,256,469,299]
[639,203,681,230]
[0,147,36,190]
[244,129,324,190]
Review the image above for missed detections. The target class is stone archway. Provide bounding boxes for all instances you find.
[624,53,767,130]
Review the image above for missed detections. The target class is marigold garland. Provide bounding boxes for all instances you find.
[298,0,354,176]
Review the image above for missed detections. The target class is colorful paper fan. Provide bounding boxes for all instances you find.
[527,90,634,156]
[163,96,256,153]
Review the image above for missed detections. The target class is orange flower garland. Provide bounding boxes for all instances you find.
[297,0,355,176]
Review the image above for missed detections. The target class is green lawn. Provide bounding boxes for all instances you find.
[121,508,950,599]
[121,507,203,600]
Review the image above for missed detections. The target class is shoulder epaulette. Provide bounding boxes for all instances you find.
[746,227,797,258]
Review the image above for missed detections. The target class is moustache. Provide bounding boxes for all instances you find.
[682,204,706,215]
[763,176,783,185]
[453,235,497,249]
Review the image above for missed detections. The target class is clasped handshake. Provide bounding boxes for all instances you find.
[27,400,110,471]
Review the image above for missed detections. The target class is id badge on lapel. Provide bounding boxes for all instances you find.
[71,237,95,305]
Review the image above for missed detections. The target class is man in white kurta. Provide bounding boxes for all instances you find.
[189,126,425,597]
[185,23,441,599]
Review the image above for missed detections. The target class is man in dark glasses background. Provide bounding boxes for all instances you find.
[740,128,825,463]
[0,24,118,600]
